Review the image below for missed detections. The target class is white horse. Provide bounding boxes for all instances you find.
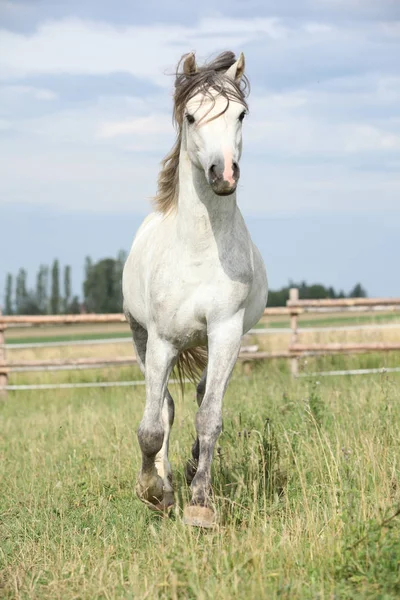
[123,51,268,527]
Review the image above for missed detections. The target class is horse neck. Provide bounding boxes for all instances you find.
[176,148,238,242]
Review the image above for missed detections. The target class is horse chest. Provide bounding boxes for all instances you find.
[150,250,252,345]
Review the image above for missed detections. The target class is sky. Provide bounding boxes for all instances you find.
[0,0,399,302]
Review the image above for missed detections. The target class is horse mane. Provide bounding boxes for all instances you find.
[153,51,250,214]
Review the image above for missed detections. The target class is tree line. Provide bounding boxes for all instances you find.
[268,281,367,307]
[3,251,126,315]
[2,252,367,315]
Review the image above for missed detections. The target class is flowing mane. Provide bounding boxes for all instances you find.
[153,51,250,214]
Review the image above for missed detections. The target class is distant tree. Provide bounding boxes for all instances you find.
[328,287,336,299]
[83,256,93,309]
[349,283,367,298]
[83,257,122,313]
[267,287,290,307]
[15,268,28,314]
[69,296,81,314]
[266,280,365,307]
[85,256,93,275]
[63,265,71,313]
[306,284,331,299]
[36,265,49,314]
[50,260,60,314]
[113,250,127,312]
[19,293,42,315]
[5,274,13,315]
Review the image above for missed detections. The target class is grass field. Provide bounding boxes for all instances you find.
[1,362,400,599]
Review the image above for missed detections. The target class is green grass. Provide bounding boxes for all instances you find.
[262,312,400,329]
[1,363,400,599]
[5,331,132,345]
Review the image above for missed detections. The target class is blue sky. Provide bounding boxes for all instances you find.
[0,0,399,301]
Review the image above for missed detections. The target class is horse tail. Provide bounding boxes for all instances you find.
[175,346,208,394]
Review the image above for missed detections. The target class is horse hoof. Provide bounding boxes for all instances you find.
[141,495,175,514]
[136,477,175,513]
[156,490,175,512]
[183,505,216,528]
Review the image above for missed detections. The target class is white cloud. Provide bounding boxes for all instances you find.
[240,161,400,214]
[31,87,57,101]
[245,81,400,158]
[97,114,172,139]
[0,137,158,211]
[381,21,400,37]
[302,22,333,34]
[246,114,400,157]
[0,14,399,216]
[0,118,12,131]
[0,84,57,101]
[197,17,288,39]
[0,17,282,83]
[0,83,58,123]
[344,125,400,152]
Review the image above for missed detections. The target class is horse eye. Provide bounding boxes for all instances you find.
[186,114,195,124]
[238,111,246,122]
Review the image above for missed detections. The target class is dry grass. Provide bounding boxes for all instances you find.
[253,325,400,354]
[7,341,134,364]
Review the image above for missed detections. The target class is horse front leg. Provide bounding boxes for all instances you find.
[136,334,177,511]
[183,318,243,528]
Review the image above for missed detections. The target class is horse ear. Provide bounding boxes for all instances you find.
[225,52,245,82]
[183,52,197,75]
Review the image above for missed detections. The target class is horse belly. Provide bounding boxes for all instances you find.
[156,304,208,349]
[243,246,268,333]
[150,279,211,348]
[122,214,163,328]
[153,275,250,349]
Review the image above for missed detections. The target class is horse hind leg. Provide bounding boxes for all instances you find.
[185,368,207,485]
[126,312,176,511]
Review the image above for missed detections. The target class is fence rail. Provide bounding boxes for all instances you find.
[1,289,400,393]
[287,297,400,308]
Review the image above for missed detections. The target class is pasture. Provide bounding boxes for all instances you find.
[1,359,400,599]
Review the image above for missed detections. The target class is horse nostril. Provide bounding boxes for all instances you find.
[208,164,218,183]
[232,161,240,179]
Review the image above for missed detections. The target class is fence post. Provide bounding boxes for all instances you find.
[289,288,299,377]
[0,310,7,397]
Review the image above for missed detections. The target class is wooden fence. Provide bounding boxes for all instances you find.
[1,289,400,394]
